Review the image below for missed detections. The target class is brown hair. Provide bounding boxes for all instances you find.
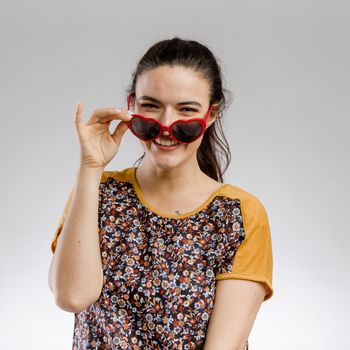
[125,37,233,182]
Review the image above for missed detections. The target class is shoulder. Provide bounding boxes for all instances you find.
[220,183,267,211]
[100,167,134,184]
[219,183,269,225]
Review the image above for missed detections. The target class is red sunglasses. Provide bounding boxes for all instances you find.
[126,93,214,144]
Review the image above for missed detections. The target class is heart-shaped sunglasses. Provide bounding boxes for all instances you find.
[126,93,214,144]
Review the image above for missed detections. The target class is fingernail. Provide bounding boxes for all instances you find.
[126,110,133,119]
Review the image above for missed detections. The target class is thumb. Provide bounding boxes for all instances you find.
[111,120,129,145]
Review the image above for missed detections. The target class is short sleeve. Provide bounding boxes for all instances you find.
[50,187,74,254]
[215,196,274,301]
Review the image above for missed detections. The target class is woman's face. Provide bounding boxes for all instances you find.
[133,65,217,171]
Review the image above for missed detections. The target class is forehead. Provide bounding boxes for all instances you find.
[135,65,210,103]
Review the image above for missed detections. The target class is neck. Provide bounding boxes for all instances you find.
[135,157,209,198]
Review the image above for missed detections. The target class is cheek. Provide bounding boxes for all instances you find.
[182,134,204,149]
[186,138,203,153]
[139,140,148,151]
[193,134,205,147]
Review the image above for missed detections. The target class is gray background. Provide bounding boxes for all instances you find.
[1,0,349,349]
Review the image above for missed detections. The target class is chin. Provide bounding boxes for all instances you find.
[140,139,201,170]
[150,156,184,171]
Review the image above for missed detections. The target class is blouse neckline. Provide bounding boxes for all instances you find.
[129,166,230,219]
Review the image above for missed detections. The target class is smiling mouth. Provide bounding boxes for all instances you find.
[153,138,179,147]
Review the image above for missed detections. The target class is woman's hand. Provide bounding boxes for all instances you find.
[74,101,132,170]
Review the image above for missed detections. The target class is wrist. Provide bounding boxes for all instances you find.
[77,165,105,177]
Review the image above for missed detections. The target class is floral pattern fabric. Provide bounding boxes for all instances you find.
[51,167,273,349]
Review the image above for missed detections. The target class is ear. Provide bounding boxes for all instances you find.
[206,103,220,128]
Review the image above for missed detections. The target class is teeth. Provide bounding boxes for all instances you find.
[154,138,178,146]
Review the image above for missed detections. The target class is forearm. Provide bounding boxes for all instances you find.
[49,166,104,312]
[203,339,248,350]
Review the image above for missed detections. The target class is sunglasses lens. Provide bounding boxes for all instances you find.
[172,121,203,143]
[131,117,160,140]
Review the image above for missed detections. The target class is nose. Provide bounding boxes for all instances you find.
[159,113,173,125]
[158,108,175,136]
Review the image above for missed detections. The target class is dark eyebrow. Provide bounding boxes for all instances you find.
[139,95,202,108]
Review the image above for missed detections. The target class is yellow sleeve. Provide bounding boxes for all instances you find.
[50,188,74,254]
[215,196,274,301]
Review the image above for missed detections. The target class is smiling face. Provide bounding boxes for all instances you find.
[132,65,217,171]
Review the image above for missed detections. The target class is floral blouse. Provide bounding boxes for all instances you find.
[50,166,273,349]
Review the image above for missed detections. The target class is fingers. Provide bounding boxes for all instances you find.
[75,101,83,132]
[74,101,132,136]
[88,108,132,124]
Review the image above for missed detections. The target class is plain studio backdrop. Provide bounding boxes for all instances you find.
[0,0,349,349]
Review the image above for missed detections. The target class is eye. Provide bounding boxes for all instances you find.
[141,104,197,113]
[181,107,198,113]
[141,103,158,108]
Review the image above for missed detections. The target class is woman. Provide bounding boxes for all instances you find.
[48,37,273,350]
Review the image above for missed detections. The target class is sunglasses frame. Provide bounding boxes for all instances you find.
[126,93,214,144]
